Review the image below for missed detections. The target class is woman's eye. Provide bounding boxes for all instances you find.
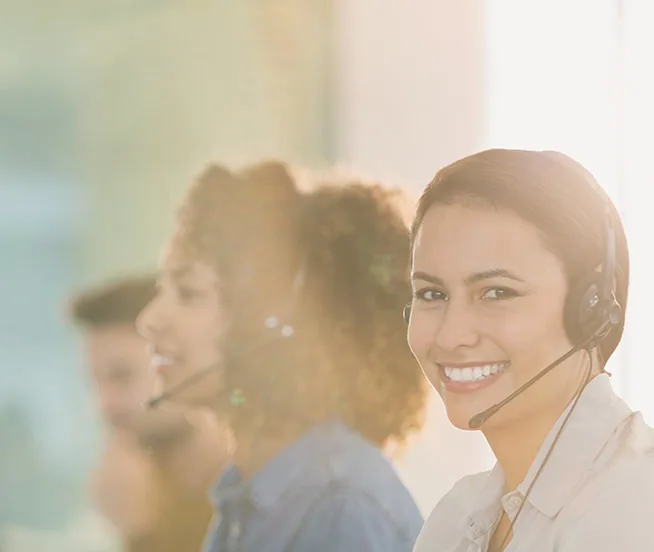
[414,288,447,302]
[482,287,519,300]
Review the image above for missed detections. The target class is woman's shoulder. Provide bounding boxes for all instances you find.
[591,411,654,496]
[413,470,494,552]
[585,413,654,503]
[555,423,654,550]
[295,424,423,546]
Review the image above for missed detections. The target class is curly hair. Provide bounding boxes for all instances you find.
[169,161,427,447]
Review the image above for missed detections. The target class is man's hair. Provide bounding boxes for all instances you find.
[69,274,157,328]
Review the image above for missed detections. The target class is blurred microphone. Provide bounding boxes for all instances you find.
[147,364,219,409]
[146,317,295,409]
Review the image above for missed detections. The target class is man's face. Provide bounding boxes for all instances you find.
[84,325,155,428]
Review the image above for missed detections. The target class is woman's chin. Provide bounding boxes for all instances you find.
[446,412,479,431]
[440,379,515,431]
[443,399,497,431]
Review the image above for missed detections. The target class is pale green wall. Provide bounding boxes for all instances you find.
[0,0,333,540]
[73,0,334,282]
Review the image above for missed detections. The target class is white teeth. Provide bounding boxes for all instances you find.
[151,354,174,368]
[443,363,507,382]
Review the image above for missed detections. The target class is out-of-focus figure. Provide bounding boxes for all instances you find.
[138,161,429,552]
[70,276,159,430]
[70,275,227,551]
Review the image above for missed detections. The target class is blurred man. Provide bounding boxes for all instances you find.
[70,275,158,429]
[70,275,227,552]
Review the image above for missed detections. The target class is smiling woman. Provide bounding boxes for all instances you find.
[409,149,654,552]
[410,201,578,431]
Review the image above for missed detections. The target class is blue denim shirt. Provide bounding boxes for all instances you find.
[202,421,423,552]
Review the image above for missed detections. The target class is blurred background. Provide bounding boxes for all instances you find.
[2,0,654,549]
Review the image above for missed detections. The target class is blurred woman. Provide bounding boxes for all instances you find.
[138,161,429,551]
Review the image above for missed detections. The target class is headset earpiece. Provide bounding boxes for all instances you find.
[402,303,412,325]
[564,211,621,347]
[564,273,604,345]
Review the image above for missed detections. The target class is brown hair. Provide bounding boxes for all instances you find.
[170,161,427,447]
[70,275,157,328]
[412,148,629,364]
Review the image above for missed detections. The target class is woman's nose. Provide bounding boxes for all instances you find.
[136,295,164,340]
[433,300,480,352]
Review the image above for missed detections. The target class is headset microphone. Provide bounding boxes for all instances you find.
[147,363,219,409]
[468,341,587,429]
[468,301,620,428]
[145,315,297,409]
[146,263,306,410]
[145,262,305,411]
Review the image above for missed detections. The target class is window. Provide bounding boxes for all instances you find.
[483,0,631,396]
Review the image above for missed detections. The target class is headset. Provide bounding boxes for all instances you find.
[147,264,306,409]
[563,207,622,347]
[403,153,624,428]
[542,150,623,348]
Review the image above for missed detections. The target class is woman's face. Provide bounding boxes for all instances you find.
[137,248,225,408]
[408,202,587,431]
